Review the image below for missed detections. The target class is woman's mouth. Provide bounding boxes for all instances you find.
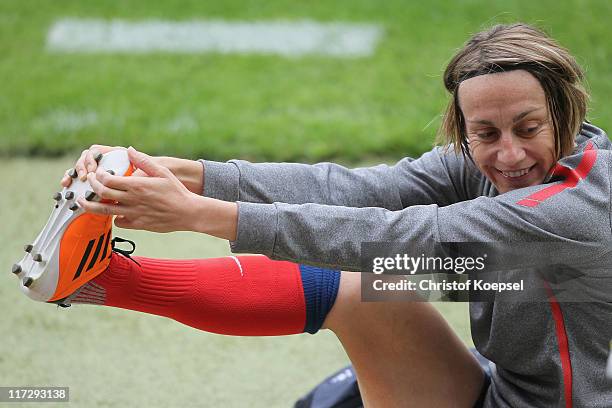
[497,165,536,179]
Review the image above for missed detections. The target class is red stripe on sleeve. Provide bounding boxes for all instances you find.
[517,142,596,207]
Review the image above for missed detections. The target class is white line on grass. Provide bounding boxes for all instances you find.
[32,109,98,133]
[46,18,383,57]
[165,114,199,134]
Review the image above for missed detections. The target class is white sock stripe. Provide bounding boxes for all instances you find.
[74,287,105,298]
[78,284,105,294]
[66,282,107,305]
[71,296,105,305]
[66,291,102,304]
[46,19,383,57]
[77,289,105,299]
[87,281,106,292]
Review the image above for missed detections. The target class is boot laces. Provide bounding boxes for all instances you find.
[111,237,140,266]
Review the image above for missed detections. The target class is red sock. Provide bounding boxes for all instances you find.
[71,253,339,336]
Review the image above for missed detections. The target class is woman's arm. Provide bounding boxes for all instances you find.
[81,148,611,273]
[201,147,471,209]
[222,150,611,271]
[155,156,204,195]
[61,145,205,195]
[66,144,472,210]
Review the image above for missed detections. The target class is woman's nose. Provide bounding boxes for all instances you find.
[496,134,526,166]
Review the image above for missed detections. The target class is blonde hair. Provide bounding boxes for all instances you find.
[437,23,589,160]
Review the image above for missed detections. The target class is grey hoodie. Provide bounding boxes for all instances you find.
[201,122,612,407]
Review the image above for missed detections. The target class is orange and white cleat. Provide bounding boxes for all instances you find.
[12,149,134,306]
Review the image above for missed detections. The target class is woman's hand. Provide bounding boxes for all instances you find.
[61,145,121,186]
[77,147,237,239]
[61,145,204,194]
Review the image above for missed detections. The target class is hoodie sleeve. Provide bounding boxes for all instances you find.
[229,149,612,271]
[200,147,473,209]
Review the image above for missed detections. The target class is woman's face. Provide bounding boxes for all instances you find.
[458,70,556,194]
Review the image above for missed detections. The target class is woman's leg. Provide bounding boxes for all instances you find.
[71,253,484,406]
[324,272,485,407]
[70,252,339,336]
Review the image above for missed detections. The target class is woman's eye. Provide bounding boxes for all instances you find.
[518,126,539,136]
[476,131,496,140]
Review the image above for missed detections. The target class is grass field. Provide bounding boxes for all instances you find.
[0,0,611,162]
[0,157,471,407]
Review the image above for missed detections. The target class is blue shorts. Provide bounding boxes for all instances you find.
[471,348,493,408]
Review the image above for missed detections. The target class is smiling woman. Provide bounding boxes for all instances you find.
[440,24,588,162]
[15,23,612,408]
[459,70,557,193]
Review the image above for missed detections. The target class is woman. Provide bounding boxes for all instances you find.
[48,23,611,406]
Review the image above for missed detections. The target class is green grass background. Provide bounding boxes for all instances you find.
[0,0,611,162]
[1,1,610,406]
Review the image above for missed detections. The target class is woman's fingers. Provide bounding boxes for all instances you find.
[86,171,129,202]
[61,168,74,187]
[77,199,129,217]
[81,145,117,179]
[60,145,122,187]
[76,149,90,181]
